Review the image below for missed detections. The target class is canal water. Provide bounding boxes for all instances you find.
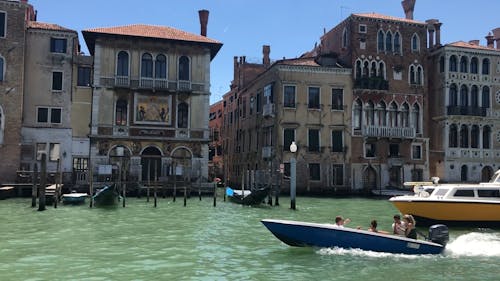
[1,196,499,281]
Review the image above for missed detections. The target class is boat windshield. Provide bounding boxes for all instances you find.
[490,172,500,183]
[434,188,449,197]
[453,189,475,197]
[477,189,500,198]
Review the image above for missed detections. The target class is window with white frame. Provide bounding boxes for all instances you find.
[50,38,67,53]
[365,142,376,158]
[178,55,190,81]
[283,85,296,108]
[308,129,320,152]
[358,24,367,33]
[0,55,4,81]
[49,143,60,161]
[331,88,343,110]
[411,33,420,52]
[342,27,348,48]
[155,54,167,79]
[116,51,129,76]
[37,107,62,124]
[283,128,295,151]
[394,32,401,54]
[331,130,343,152]
[77,66,91,87]
[308,86,320,109]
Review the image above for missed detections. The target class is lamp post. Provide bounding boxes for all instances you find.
[290,141,297,210]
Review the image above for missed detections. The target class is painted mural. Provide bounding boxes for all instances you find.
[135,94,171,124]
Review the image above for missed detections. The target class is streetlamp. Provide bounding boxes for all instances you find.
[290,141,297,210]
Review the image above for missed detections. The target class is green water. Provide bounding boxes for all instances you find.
[1,196,500,281]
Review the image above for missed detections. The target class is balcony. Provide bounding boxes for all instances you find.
[178,80,191,91]
[354,77,389,91]
[362,125,415,139]
[139,78,169,90]
[447,106,487,117]
[263,103,275,117]
[115,76,130,87]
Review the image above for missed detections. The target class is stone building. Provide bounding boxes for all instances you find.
[222,47,353,195]
[20,21,78,181]
[208,100,223,181]
[427,29,500,182]
[314,1,434,191]
[0,0,35,183]
[82,10,222,183]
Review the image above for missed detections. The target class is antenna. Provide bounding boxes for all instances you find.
[340,6,350,19]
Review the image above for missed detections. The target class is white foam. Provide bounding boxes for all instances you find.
[445,232,500,257]
[317,247,431,259]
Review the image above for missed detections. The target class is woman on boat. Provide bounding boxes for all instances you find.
[368,220,389,234]
[403,214,417,239]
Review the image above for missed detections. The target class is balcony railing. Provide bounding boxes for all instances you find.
[447,106,487,117]
[362,125,415,139]
[178,80,191,91]
[354,77,389,91]
[139,78,170,90]
[115,76,130,87]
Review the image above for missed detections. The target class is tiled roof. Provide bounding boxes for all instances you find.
[278,57,320,67]
[27,21,77,33]
[352,13,426,25]
[83,24,221,44]
[448,41,499,52]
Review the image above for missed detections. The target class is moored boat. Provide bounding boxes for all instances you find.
[390,169,500,227]
[261,219,449,255]
[0,186,15,200]
[226,186,269,205]
[62,192,88,205]
[92,185,119,207]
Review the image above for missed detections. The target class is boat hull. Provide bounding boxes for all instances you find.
[93,186,119,207]
[62,193,88,205]
[227,187,269,205]
[261,219,444,255]
[391,200,500,227]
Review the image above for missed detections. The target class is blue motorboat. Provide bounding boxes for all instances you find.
[261,219,449,255]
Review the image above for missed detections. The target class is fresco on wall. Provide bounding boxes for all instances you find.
[135,94,171,124]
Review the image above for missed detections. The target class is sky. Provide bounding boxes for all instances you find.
[29,0,499,104]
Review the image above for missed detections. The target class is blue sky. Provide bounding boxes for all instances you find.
[30,0,499,104]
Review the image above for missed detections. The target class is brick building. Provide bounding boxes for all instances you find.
[208,100,223,181]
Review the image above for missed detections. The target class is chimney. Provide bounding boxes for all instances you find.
[434,22,442,46]
[198,10,209,37]
[493,28,500,49]
[486,33,495,48]
[468,40,480,46]
[401,0,416,20]
[263,45,270,66]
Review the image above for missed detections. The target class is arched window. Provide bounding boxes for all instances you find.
[449,84,458,106]
[460,85,468,107]
[377,101,387,126]
[449,55,457,72]
[439,56,445,73]
[471,85,479,107]
[389,102,398,127]
[411,34,420,52]
[0,105,4,145]
[0,56,4,81]
[460,124,468,148]
[363,61,369,77]
[459,56,468,73]
[355,60,362,78]
[470,57,478,74]
[370,61,377,77]
[177,102,189,128]
[141,53,153,78]
[461,165,468,182]
[377,30,385,52]
[178,56,190,81]
[412,104,420,133]
[482,86,490,108]
[409,65,416,84]
[394,32,401,54]
[342,27,348,48]
[449,124,458,148]
[116,51,129,76]
[366,101,375,126]
[378,62,385,79]
[417,66,423,85]
[482,58,490,75]
[115,99,127,125]
[483,125,491,149]
[353,99,362,129]
[385,31,393,52]
[155,54,167,79]
[401,103,409,127]
[471,125,479,148]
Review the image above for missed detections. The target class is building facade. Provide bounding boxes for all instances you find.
[0,0,34,183]
[222,49,353,195]
[208,100,223,181]
[428,33,500,182]
[82,11,222,183]
[315,8,434,191]
[21,21,78,182]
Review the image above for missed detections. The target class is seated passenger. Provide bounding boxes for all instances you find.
[392,214,406,236]
[403,214,417,239]
[368,220,389,234]
[333,215,351,228]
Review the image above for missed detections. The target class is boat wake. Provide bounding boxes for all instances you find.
[316,247,430,259]
[445,232,500,257]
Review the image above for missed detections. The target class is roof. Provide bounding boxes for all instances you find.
[352,13,426,25]
[82,24,222,59]
[447,41,500,52]
[277,57,321,67]
[27,21,77,33]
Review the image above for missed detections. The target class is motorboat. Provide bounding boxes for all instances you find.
[92,185,119,207]
[390,169,500,227]
[62,192,88,205]
[261,219,449,255]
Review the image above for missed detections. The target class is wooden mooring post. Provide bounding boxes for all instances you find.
[38,154,47,211]
[213,182,217,207]
[54,158,62,209]
[183,175,187,207]
[153,162,158,208]
[146,160,151,202]
[31,163,38,207]
[173,163,177,202]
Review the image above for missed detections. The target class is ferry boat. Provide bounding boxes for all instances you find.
[389,169,500,227]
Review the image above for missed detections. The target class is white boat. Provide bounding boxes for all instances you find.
[62,192,88,204]
[389,169,500,227]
